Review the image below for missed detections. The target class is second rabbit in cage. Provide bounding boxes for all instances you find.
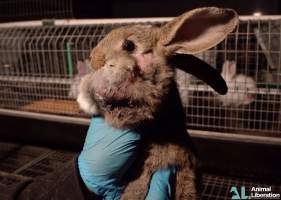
[68,59,91,99]
[215,60,257,106]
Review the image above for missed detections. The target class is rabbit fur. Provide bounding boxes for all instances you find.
[218,60,257,106]
[77,7,238,199]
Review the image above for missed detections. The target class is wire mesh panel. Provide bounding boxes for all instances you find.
[0,20,162,116]
[0,143,51,173]
[0,0,74,22]
[0,22,113,115]
[16,151,75,177]
[0,17,280,137]
[185,17,281,137]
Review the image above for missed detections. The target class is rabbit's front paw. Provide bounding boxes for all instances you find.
[77,94,99,115]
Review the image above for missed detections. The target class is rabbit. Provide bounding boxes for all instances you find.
[68,59,91,99]
[217,60,257,106]
[77,7,238,199]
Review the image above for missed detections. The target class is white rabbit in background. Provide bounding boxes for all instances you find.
[68,59,91,99]
[217,60,257,106]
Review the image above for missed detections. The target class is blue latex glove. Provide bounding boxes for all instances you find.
[146,166,176,200]
[78,116,176,200]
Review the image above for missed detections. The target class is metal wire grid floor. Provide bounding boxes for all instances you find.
[0,143,74,176]
[0,142,280,199]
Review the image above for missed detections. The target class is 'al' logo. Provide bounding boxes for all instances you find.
[231,186,249,199]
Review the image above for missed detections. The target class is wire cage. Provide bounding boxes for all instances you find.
[0,17,280,138]
[185,17,281,137]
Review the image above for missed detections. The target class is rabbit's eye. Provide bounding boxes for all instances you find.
[122,40,135,52]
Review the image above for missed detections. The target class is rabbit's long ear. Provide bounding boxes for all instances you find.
[222,60,236,79]
[158,7,238,54]
[77,60,91,76]
[77,61,86,75]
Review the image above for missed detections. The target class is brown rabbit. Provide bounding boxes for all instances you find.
[77,7,238,199]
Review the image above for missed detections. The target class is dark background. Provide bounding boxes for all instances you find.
[1,0,281,23]
[77,0,281,18]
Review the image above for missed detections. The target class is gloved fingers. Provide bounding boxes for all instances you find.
[82,116,141,150]
[78,132,141,183]
[78,116,141,198]
[145,166,177,200]
[79,116,141,178]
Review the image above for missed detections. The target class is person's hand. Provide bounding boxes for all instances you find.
[145,166,176,200]
[78,116,176,200]
[78,116,140,199]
